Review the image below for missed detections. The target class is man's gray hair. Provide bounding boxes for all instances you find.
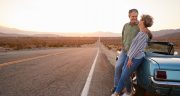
[129,9,138,14]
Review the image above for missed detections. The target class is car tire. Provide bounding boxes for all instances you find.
[133,85,145,96]
[133,84,159,96]
[131,73,146,96]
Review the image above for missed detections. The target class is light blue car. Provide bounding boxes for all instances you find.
[132,41,180,96]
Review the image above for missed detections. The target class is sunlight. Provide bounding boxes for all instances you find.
[0,0,180,33]
[2,0,90,33]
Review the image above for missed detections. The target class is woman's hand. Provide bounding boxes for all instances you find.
[127,58,133,68]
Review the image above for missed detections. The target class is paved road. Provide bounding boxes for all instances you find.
[0,46,114,96]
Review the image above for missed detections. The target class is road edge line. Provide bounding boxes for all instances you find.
[81,48,99,96]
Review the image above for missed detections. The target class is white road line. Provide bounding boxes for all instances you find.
[0,52,64,67]
[81,48,99,96]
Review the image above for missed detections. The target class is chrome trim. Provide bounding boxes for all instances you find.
[151,77,180,86]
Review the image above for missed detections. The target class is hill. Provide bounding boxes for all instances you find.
[0,25,180,37]
[159,32,180,38]
[152,29,180,37]
[0,26,121,37]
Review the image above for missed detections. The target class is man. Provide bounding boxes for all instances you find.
[112,9,140,93]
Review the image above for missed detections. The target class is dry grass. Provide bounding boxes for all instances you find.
[100,37,180,53]
[100,37,122,51]
[0,37,98,50]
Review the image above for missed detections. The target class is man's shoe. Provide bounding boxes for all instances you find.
[111,87,116,93]
[111,92,119,96]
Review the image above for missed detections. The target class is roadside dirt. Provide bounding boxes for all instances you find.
[100,44,117,66]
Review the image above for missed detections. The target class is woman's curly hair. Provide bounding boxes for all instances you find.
[141,14,153,40]
[141,15,153,28]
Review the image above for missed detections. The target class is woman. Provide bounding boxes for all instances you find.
[111,14,153,96]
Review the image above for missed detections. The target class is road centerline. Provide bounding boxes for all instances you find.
[81,48,99,96]
[0,52,64,68]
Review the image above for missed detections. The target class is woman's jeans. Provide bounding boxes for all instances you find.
[114,50,127,87]
[115,57,144,93]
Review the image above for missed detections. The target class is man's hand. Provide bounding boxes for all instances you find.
[127,58,133,68]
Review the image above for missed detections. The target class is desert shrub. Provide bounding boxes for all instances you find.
[100,37,122,51]
[0,37,98,50]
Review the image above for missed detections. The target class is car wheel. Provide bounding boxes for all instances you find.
[133,85,145,96]
[131,73,146,96]
[132,76,157,96]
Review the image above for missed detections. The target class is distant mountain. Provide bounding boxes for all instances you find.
[0,32,26,37]
[86,32,120,37]
[0,26,62,37]
[159,32,180,38]
[33,34,61,37]
[0,25,180,37]
[0,32,7,36]
[57,32,121,37]
[0,25,121,37]
[0,26,34,36]
[152,29,180,37]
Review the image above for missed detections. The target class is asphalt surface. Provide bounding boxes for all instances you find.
[0,46,114,96]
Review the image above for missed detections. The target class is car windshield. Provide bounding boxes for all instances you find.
[145,42,174,55]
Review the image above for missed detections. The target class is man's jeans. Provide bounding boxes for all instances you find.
[114,50,127,87]
[115,57,144,93]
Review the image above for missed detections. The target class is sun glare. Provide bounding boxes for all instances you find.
[0,0,180,33]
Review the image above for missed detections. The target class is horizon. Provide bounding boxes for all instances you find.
[1,25,180,37]
[0,0,180,34]
[1,25,180,33]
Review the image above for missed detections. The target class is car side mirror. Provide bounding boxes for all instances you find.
[174,51,178,56]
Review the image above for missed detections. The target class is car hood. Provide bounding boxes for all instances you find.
[150,57,180,70]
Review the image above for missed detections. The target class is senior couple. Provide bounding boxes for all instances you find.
[111,9,153,96]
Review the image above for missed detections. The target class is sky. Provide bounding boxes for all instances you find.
[0,0,180,33]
